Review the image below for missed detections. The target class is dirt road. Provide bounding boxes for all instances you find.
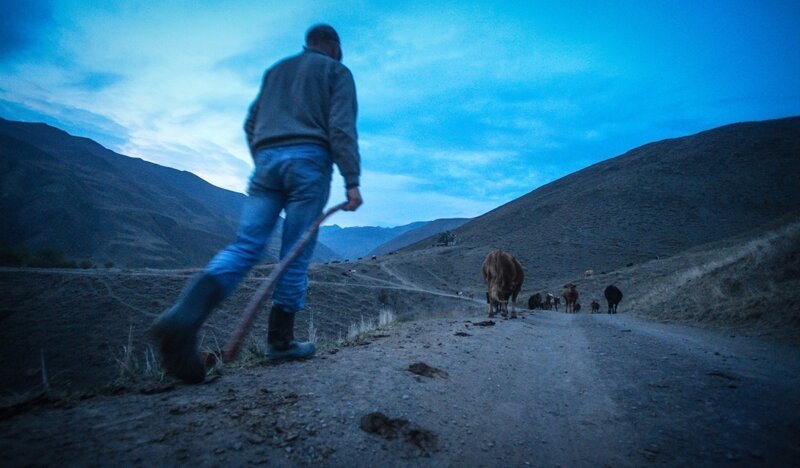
[2,311,799,466]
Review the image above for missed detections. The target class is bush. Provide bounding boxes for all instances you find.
[0,247,29,266]
[27,246,76,268]
[436,230,456,245]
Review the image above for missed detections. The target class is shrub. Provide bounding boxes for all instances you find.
[28,246,76,268]
[436,230,456,245]
[0,246,28,266]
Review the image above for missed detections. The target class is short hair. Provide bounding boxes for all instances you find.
[305,24,340,46]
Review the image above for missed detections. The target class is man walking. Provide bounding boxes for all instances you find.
[151,24,362,384]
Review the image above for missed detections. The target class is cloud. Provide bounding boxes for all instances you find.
[358,132,548,205]
[119,136,253,193]
[0,96,130,150]
[328,169,500,227]
[0,0,52,60]
[74,71,124,92]
[346,5,596,120]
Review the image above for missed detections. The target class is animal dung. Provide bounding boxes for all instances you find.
[360,412,408,439]
[407,362,448,379]
[473,320,495,327]
[359,412,439,456]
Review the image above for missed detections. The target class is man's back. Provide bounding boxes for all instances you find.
[245,49,359,189]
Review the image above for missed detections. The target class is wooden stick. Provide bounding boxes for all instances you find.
[223,202,346,362]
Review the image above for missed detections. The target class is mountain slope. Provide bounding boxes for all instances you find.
[369,218,470,256]
[318,222,426,259]
[398,117,800,291]
[0,118,337,267]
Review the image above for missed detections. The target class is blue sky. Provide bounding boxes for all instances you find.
[2,1,799,227]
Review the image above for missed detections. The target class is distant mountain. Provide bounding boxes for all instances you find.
[0,118,337,267]
[318,222,426,260]
[396,117,800,291]
[369,218,470,256]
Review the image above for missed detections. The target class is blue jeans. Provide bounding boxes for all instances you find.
[205,144,332,313]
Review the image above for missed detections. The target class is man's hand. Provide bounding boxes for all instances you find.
[343,187,363,211]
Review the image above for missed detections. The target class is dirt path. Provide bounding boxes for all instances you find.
[2,311,798,466]
[376,262,474,302]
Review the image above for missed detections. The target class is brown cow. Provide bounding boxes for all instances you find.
[482,250,524,319]
[590,300,600,313]
[562,283,579,313]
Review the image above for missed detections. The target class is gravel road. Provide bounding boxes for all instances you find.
[2,311,798,466]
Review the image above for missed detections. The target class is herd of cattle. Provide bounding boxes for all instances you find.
[481,249,623,319]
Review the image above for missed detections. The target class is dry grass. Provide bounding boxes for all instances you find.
[113,325,165,384]
[340,308,396,345]
[624,218,800,336]
[307,312,318,345]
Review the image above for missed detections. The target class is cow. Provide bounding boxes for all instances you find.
[573,302,581,313]
[604,285,623,314]
[528,293,542,310]
[562,283,579,313]
[584,269,594,277]
[544,293,555,310]
[482,250,524,319]
[590,300,600,313]
[553,296,560,311]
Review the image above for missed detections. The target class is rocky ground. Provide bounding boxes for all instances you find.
[2,311,799,467]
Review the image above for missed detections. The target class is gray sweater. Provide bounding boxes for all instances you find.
[245,48,360,188]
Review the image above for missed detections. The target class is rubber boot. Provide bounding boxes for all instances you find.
[267,305,316,360]
[150,273,223,384]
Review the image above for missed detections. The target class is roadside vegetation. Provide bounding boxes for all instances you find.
[96,308,400,391]
[625,218,800,336]
[0,246,112,269]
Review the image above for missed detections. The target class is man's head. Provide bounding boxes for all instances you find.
[305,24,342,61]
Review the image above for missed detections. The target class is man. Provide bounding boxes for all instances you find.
[151,24,362,384]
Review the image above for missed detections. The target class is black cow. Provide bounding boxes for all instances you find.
[604,285,623,314]
[528,293,542,310]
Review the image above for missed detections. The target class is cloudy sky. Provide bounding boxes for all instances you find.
[2,1,799,227]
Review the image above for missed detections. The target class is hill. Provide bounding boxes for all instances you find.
[318,222,426,260]
[398,117,800,291]
[572,213,800,335]
[368,218,470,256]
[0,118,337,267]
